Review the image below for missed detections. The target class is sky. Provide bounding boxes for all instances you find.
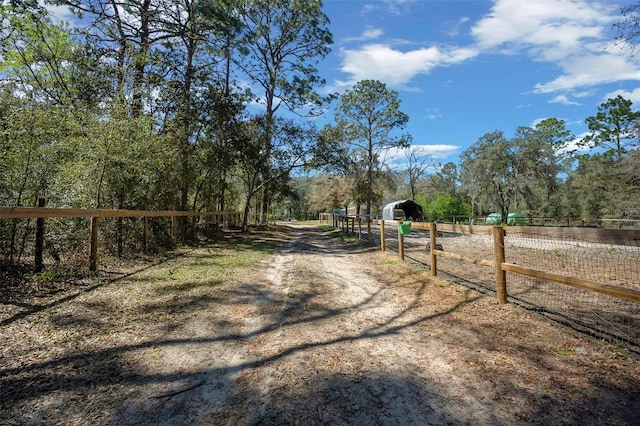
[315,0,640,165]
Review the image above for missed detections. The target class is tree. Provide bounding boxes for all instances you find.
[50,0,187,116]
[233,115,318,230]
[511,118,572,215]
[404,146,438,200]
[313,125,369,215]
[331,80,410,218]
[530,118,573,198]
[235,0,333,222]
[567,147,640,220]
[417,192,471,222]
[567,153,618,220]
[0,2,93,108]
[460,131,515,221]
[581,95,640,162]
[428,162,459,196]
[615,3,640,56]
[191,86,247,213]
[0,95,77,262]
[0,6,91,261]
[307,174,351,215]
[414,162,472,220]
[461,119,574,220]
[616,149,640,217]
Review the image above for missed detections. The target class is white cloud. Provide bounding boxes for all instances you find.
[534,50,640,93]
[471,0,614,55]
[345,27,384,42]
[383,0,418,16]
[572,89,597,98]
[559,132,592,155]
[334,0,640,98]
[602,88,640,104]
[445,17,470,38]
[361,4,379,14]
[42,1,78,25]
[385,144,459,163]
[411,144,458,158]
[549,94,581,106]
[338,43,477,90]
[471,0,640,94]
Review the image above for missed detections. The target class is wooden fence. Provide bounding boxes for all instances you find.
[378,219,640,305]
[320,212,640,230]
[0,207,241,271]
[329,213,640,305]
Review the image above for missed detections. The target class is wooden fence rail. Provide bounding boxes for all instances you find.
[0,207,241,272]
[376,219,640,305]
[0,207,238,219]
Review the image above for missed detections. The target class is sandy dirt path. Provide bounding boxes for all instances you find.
[2,222,639,425]
[121,223,640,425]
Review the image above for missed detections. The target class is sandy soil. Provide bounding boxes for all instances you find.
[1,222,640,425]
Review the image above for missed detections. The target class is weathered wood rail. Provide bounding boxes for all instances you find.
[0,207,241,271]
[331,214,640,305]
[379,219,640,305]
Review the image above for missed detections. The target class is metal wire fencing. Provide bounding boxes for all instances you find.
[374,221,640,354]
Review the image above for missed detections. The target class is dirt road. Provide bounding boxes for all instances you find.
[2,223,639,425]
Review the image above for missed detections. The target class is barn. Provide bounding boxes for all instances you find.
[382,200,424,221]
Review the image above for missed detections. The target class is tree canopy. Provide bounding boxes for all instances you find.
[327,79,410,217]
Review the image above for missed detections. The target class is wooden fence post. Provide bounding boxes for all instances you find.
[90,216,99,272]
[358,217,362,240]
[380,220,386,251]
[143,217,148,251]
[493,225,507,304]
[171,216,177,244]
[34,198,46,272]
[367,217,371,244]
[398,225,405,261]
[430,222,437,276]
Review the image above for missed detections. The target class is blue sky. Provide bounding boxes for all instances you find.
[316,0,640,165]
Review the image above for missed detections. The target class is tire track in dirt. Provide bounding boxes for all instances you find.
[204,223,497,425]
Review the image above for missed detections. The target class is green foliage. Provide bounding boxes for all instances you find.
[236,0,332,116]
[551,347,575,356]
[0,95,75,207]
[336,80,410,148]
[460,130,515,218]
[459,118,576,218]
[581,95,640,162]
[330,79,410,215]
[416,192,471,221]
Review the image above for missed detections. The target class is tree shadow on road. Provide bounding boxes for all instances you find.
[2,223,639,425]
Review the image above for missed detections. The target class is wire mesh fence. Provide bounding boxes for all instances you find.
[503,230,640,352]
[363,220,640,354]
